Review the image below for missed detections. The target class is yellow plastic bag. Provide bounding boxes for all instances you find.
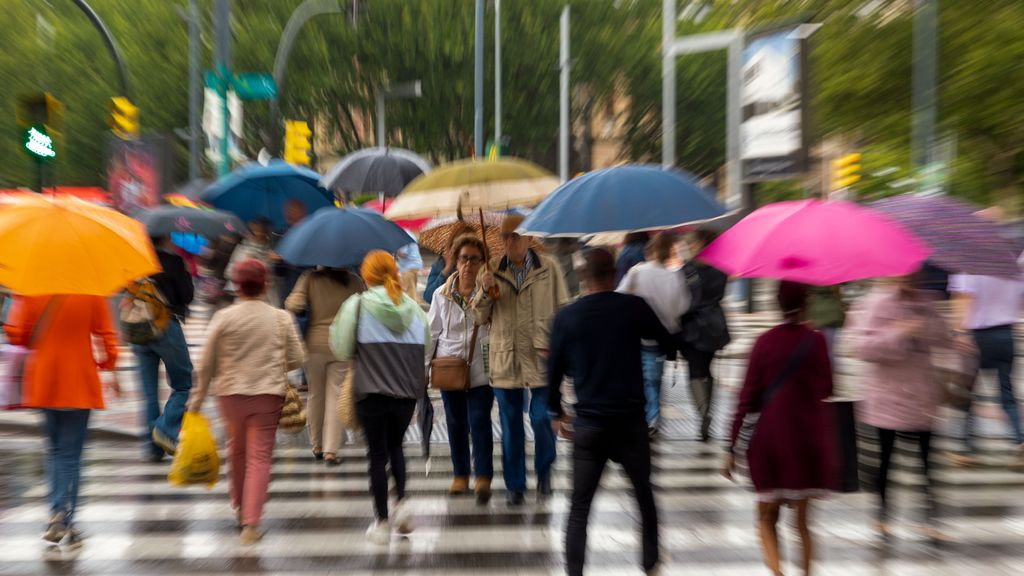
[168,412,220,488]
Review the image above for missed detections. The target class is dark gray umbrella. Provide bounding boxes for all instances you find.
[138,206,245,238]
[320,147,431,198]
[418,394,434,462]
[173,179,212,200]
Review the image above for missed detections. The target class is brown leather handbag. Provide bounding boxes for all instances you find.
[429,321,480,392]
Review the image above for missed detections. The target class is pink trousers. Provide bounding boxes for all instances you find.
[218,394,283,527]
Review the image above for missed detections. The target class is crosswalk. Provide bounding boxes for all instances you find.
[2,432,1024,575]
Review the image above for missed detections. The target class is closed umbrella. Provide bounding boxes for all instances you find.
[321,147,430,197]
[276,207,411,269]
[0,194,160,296]
[698,199,931,285]
[384,158,558,220]
[517,165,727,238]
[200,162,334,231]
[870,194,1020,277]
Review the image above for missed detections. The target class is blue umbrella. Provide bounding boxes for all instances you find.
[200,161,334,231]
[276,206,412,269]
[172,232,208,255]
[517,164,727,238]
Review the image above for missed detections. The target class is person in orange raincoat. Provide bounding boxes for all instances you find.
[4,294,120,546]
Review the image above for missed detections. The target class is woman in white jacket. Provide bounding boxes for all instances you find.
[427,234,494,504]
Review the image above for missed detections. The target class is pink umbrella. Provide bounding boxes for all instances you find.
[698,199,931,285]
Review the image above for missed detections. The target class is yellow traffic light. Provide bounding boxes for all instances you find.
[110,96,139,140]
[831,153,862,190]
[284,120,312,166]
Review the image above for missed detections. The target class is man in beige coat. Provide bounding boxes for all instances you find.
[473,214,569,506]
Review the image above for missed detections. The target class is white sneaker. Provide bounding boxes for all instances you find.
[366,520,390,545]
[392,499,414,535]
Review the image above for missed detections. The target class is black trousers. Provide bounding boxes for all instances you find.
[566,415,659,576]
[356,394,417,521]
[876,428,935,522]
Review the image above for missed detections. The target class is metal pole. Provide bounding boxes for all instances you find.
[269,0,346,156]
[495,0,502,148]
[726,34,742,210]
[188,0,201,180]
[661,0,676,168]
[215,0,232,177]
[376,92,386,147]
[911,0,938,173]
[559,6,570,182]
[71,0,130,97]
[474,0,485,157]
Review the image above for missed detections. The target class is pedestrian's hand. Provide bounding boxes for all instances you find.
[721,454,736,482]
[104,372,122,399]
[481,270,496,292]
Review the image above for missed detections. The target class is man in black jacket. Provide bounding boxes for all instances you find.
[135,236,195,461]
[548,248,674,576]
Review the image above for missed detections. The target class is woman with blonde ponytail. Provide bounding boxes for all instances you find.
[329,250,431,545]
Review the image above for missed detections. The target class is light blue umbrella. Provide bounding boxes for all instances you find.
[276,206,411,269]
[517,164,727,238]
[200,161,334,231]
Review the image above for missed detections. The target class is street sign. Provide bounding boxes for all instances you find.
[232,73,277,101]
[23,125,56,161]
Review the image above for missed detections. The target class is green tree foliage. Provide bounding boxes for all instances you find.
[0,0,1020,210]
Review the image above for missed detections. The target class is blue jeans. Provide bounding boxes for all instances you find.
[964,325,1022,451]
[132,319,193,456]
[641,346,665,427]
[441,386,495,478]
[43,409,91,525]
[493,387,556,492]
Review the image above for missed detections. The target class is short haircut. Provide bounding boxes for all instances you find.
[693,229,719,249]
[451,234,486,260]
[624,231,650,246]
[580,247,616,284]
[777,280,809,318]
[233,259,268,297]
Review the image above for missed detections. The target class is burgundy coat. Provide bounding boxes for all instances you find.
[729,323,838,493]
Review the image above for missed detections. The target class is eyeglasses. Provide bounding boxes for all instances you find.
[458,255,484,264]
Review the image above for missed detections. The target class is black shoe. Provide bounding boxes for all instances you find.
[538,476,553,500]
[506,491,525,507]
[312,451,324,461]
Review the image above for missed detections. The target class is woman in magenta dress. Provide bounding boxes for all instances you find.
[723,281,837,576]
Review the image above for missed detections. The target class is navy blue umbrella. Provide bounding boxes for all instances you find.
[200,162,334,231]
[517,164,727,238]
[276,206,412,269]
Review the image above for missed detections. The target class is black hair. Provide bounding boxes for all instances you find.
[580,247,616,284]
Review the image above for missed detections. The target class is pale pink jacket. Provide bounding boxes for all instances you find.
[847,285,952,431]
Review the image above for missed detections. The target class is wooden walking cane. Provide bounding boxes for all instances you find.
[478,207,500,300]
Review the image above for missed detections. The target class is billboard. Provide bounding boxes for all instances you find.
[740,25,807,181]
[107,136,170,215]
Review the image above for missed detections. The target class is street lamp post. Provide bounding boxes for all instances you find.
[495,0,502,147]
[376,81,423,148]
[474,0,485,158]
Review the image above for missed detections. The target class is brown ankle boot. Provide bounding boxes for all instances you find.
[474,477,492,504]
[449,476,470,495]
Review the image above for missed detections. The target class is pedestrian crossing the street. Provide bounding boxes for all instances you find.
[2,433,1024,575]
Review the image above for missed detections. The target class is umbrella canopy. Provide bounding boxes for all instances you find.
[360,198,430,232]
[517,165,727,238]
[321,147,431,197]
[418,211,542,258]
[137,205,244,238]
[870,194,1020,277]
[200,162,334,231]
[384,157,558,220]
[276,206,412,269]
[699,199,931,286]
[0,194,160,295]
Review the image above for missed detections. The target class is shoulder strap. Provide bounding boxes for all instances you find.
[29,296,63,349]
[352,295,362,360]
[760,330,816,408]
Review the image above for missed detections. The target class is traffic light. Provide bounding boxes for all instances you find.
[283,120,312,166]
[831,153,862,190]
[17,92,64,133]
[109,96,139,140]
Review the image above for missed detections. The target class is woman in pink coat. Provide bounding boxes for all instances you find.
[848,275,952,540]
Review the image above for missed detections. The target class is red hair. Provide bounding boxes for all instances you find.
[233,259,267,297]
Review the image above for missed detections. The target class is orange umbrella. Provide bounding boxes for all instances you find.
[0,194,160,296]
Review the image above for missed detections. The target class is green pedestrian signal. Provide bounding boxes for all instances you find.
[23,126,56,161]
